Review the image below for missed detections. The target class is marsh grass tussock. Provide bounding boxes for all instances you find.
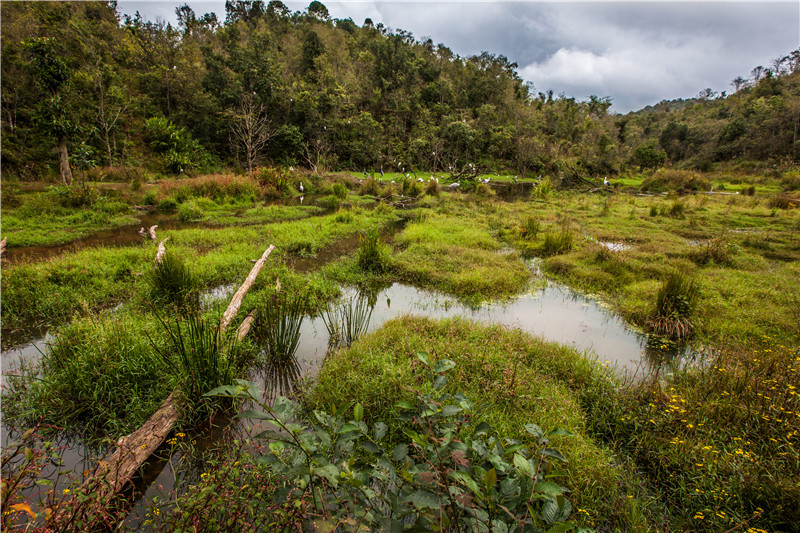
[153,312,249,415]
[147,251,200,312]
[648,270,699,340]
[356,227,391,274]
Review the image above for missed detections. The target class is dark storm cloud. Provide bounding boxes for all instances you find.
[118,1,800,112]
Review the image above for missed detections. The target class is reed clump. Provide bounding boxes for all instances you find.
[154,313,248,414]
[540,228,574,256]
[647,271,699,340]
[253,288,307,361]
[146,251,200,311]
[357,228,391,274]
[322,293,374,349]
[520,216,540,240]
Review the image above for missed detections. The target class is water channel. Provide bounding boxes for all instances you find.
[0,187,701,525]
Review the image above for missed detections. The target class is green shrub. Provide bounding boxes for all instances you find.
[206,357,577,532]
[142,190,158,205]
[158,197,178,212]
[177,199,205,222]
[649,205,659,217]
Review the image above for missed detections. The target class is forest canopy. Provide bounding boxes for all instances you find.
[2,0,798,182]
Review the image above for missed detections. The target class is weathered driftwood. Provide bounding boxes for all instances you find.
[154,238,169,264]
[0,237,6,258]
[53,244,275,531]
[220,244,275,333]
[236,311,255,342]
[148,225,158,241]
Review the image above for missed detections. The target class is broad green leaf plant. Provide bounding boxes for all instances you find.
[207,353,591,532]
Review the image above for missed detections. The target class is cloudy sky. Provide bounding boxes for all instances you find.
[118,1,800,113]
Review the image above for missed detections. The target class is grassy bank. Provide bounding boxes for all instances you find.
[306,315,643,530]
[1,205,400,346]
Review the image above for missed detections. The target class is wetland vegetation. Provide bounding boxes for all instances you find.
[2,1,800,532]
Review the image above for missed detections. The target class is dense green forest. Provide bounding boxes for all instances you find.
[2,0,799,183]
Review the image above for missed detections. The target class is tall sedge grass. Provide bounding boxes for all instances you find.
[153,313,248,414]
[322,293,374,349]
[253,290,307,361]
[357,228,391,274]
[648,271,699,340]
[540,228,574,256]
[146,251,200,311]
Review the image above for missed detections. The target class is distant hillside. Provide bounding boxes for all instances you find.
[1,1,798,183]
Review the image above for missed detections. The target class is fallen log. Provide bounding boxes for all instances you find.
[220,244,275,333]
[0,237,6,258]
[52,243,275,531]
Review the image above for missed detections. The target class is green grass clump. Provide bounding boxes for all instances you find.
[154,312,250,415]
[356,228,391,274]
[521,216,540,240]
[2,312,174,437]
[177,198,207,221]
[306,316,639,530]
[648,271,699,340]
[540,228,574,256]
[147,251,200,311]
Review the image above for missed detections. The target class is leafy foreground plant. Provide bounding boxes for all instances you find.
[206,355,587,532]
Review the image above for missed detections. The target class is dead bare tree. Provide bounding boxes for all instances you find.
[303,137,331,174]
[230,94,273,175]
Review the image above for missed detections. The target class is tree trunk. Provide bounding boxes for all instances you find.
[105,128,113,168]
[59,136,73,186]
